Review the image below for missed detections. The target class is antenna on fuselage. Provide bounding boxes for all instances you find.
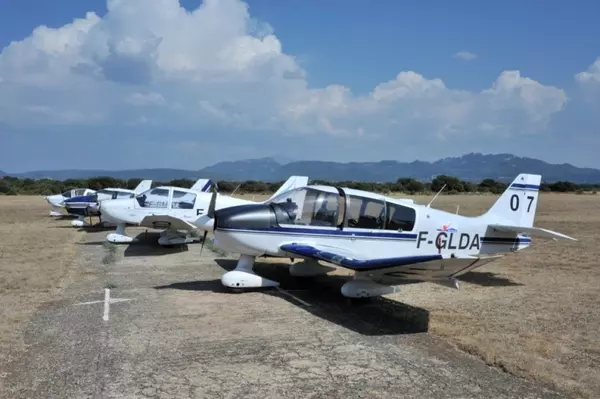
[427,184,446,208]
[456,205,460,214]
[229,183,241,197]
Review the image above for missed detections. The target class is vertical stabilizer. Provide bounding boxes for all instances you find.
[266,176,309,202]
[190,178,214,192]
[133,179,153,194]
[481,174,541,227]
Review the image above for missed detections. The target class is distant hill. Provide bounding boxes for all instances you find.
[5,153,600,183]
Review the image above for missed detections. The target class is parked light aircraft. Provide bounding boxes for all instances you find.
[193,173,576,299]
[99,176,309,246]
[66,180,153,227]
[45,188,96,216]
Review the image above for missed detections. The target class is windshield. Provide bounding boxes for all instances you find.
[268,187,341,227]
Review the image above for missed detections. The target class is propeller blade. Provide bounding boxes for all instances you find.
[207,185,218,218]
[199,230,209,254]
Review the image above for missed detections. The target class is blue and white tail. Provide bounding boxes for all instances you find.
[190,178,214,192]
[266,176,309,202]
[480,174,576,240]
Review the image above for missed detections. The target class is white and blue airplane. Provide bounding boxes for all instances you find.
[99,176,309,246]
[65,180,153,227]
[44,188,96,216]
[194,173,576,299]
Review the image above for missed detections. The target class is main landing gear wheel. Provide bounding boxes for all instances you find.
[221,254,280,290]
[346,297,373,306]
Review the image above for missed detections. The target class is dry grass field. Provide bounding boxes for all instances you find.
[0,196,85,366]
[0,193,598,397]
[388,192,599,398]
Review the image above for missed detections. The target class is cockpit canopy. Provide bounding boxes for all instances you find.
[267,186,416,231]
[97,189,134,200]
[62,188,91,198]
[135,187,197,210]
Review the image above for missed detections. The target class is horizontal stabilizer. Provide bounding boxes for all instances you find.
[140,215,197,231]
[489,224,576,241]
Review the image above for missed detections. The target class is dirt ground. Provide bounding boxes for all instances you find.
[0,196,85,366]
[0,193,598,397]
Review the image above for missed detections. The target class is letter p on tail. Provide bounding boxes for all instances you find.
[483,173,541,228]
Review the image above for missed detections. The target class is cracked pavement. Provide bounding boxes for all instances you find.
[2,228,565,398]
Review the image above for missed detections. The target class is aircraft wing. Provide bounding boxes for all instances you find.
[279,242,442,271]
[280,242,505,284]
[140,215,197,231]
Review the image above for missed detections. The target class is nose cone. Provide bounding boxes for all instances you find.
[46,194,63,206]
[214,204,277,230]
[194,214,215,232]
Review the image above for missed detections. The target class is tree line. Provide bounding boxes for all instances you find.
[0,175,598,196]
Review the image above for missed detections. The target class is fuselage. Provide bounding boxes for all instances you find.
[100,186,259,228]
[211,185,531,260]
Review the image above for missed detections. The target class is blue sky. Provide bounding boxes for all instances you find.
[1,0,599,172]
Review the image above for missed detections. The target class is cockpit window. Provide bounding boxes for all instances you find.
[73,189,86,196]
[345,194,386,229]
[62,190,72,198]
[171,190,196,209]
[269,187,341,227]
[136,188,169,208]
[385,203,416,231]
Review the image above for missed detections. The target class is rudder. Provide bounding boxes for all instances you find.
[481,173,541,227]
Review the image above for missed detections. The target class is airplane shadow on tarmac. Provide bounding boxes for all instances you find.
[155,258,432,337]
[154,256,523,336]
[79,232,191,256]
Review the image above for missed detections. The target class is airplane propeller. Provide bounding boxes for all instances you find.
[200,184,218,254]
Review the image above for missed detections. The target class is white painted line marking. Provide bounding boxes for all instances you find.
[103,288,110,321]
[73,289,133,321]
[275,286,311,307]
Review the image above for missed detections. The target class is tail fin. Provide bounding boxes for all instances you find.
[133,179,153,194]
[190,178,214,192]
[265,176,309,202]
[481,173,541,227]
[481,173,576,241]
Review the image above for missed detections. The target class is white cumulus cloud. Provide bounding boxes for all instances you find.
[454,51,478,61]
[0,0,568,145]
[576,57,600,85]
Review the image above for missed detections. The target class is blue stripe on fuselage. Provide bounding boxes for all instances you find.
[218,226,532,244]
[65,194,96,203]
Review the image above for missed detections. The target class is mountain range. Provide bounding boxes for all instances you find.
[3,153,600,183]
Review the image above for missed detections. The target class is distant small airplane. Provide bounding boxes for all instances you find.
[44,188,96,217]
[194,173,576,299]
[100,176,309,246]
[65,180,153,227]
